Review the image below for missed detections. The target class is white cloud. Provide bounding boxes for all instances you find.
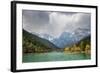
[23,10,90,38]
[44,12,90,38]
[47,12,70,37]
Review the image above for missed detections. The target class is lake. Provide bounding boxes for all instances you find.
[23,52,91,63]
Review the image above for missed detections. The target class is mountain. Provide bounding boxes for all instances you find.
[52,32,78,48]
[30,31,90,49]
[23,29,60,53]
[37,33,54,41]
[77,35,91,47]
[33,32,78,48]
[74,29,90,40]
[63,35,91,54]
[69,35,91,51]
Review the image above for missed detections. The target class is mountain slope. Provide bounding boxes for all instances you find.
[77,35,91,51]
[52,32,78,48]
[23,29,59,53]
[66,35,91,51]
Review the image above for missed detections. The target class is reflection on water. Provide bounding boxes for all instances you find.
[23,52,91,63]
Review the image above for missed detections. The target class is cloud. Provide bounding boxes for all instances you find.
[23,10,50,33]
[65,13,91,32]
[47,12,73,37]
[23,10,91,38]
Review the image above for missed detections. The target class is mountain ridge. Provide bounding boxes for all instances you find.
[23,29,60,53]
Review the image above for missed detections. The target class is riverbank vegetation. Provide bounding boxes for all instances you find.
[64,36,91,55]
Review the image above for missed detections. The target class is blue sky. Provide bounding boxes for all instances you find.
[23,10,91,38]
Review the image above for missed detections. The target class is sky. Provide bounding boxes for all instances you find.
[22,10,91,38]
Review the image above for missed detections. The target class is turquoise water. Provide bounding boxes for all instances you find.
[23,52,90,63]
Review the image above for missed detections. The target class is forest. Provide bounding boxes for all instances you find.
[23,29,91,55]
[64,36,91,55]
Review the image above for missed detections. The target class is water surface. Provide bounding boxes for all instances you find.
[23,52,90,63]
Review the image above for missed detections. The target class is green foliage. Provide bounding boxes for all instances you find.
[66,36,91,52]
[23,29,59,53]
[78,36,91,51]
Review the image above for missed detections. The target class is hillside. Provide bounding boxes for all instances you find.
[77,35,91,51]
[23,29,59,53]
[64,35,91,54]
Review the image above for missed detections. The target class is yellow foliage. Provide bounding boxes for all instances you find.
[64,47,69,51]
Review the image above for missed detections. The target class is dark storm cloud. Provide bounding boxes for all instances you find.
[75,13,91,31]
[22,10,49,32]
